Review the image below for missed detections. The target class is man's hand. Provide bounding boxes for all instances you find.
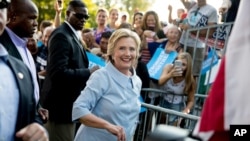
[16,123,49,141]
[38,108,49,122]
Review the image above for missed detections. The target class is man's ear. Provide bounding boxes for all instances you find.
[8,12,16,23]
[65,10,70,20]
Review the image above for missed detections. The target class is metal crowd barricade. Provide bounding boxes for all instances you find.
[177,22,234,119]
[134,88,200,141]
[183,22,234,95]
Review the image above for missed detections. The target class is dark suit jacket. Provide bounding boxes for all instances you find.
[6,55,39,141]
[41,22,90,123]
[0,28,45,123]
[0,29,23,61]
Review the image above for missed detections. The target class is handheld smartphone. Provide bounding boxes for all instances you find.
[174,60,182,68]
[174,60,183,76]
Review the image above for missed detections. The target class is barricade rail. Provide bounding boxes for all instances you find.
[134,102,200,141]
[134,88,202,141]
[183,22,234,94]
[141,88,207,116]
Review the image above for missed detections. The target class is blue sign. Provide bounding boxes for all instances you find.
[86,52,106,68]
[140,96,146,113]
[148,41,166,56]
[147,48,178,80]
[201,49,218,75]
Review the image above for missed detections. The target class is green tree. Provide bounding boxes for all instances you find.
[33,0,98,29]
[33,0,57,27]
[95,0,154,22]
[120,0,154,21]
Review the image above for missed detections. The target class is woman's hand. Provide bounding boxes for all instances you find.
[106,124,126,141]
[143,30,156,38]
[169,65,183,77]
[179,23,190,31]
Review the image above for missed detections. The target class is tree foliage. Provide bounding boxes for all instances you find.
[95,0,154,22]
[33,0,154,28]
[33,0,98,29]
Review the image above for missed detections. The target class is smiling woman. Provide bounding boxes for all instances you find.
[72,29,143,141]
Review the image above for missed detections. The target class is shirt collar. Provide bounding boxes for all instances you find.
[5,27,27,49]
[64,21,81,40]
[106,62,137,88]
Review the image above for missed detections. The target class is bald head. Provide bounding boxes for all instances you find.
[67,0,86,11]
[7,0,38,38]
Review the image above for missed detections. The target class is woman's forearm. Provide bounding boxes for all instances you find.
[79,114,111,130]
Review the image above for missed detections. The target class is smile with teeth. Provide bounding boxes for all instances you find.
[121,58,131,62]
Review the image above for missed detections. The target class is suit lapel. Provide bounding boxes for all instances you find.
[7,56,32,131]
[71,30,89,67]
[0,29,23,61]
[62,23,89,67]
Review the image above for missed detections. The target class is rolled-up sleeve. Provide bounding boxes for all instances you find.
[72,69,108,121]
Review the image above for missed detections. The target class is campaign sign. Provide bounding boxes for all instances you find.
[190,24,232,49]
[147,48,178,80]
[86,52,106,68]
[148,41,166,56]
[201,49,218,75]
[139,96,146,113]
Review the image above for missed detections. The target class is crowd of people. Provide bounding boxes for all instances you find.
[0,0,241,141]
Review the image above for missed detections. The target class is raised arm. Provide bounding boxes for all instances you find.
[54,0,63,28]
[158,64,174,85]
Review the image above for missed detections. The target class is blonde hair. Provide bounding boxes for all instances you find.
[141,11,162,32]
[96,8,109,16]
[177,52,196,96]
[107,29,141,63]
[109,7,119,15]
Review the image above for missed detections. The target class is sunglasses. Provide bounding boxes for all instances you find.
[72,11,89,20]
[0,0,10,9]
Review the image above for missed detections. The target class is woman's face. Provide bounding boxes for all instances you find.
[112,37,137,75]
[110,9,119,23]
[146,14,156,29]
[167,28,179,43]
[134,14,143,28]
[96,11,108,26]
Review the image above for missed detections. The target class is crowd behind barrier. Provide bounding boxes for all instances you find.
[36,22,234,141]
[133,21,234,141]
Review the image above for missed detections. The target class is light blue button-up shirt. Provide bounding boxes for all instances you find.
[73,62,142,141]
[0,44,19,141]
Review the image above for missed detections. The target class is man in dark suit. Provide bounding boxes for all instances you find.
[41,1,99,141]
[0,0,48,140]
[0,0,48,123]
